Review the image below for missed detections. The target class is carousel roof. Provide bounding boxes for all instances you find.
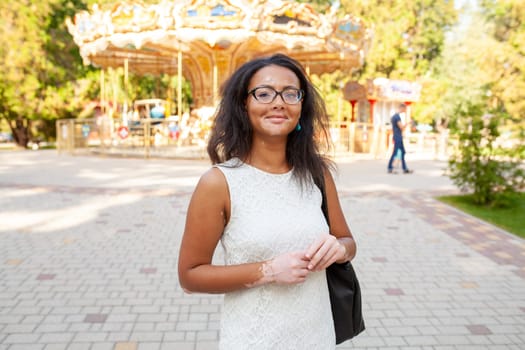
[67,0,372,106]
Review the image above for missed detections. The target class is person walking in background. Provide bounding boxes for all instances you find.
[387,103,413,174]
[178,54,356,349]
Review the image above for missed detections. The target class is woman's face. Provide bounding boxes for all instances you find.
[245,65,302,139]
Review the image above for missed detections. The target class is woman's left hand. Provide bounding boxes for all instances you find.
[304,235,346,272]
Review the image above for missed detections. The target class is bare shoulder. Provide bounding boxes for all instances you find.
[194,166,228,195]
[199,166,226,185]
[186,166,231,227]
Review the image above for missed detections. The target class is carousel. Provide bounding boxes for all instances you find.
[67,0,372,113]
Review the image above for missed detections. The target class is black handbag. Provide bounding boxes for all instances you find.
[326,261,365,344]
[318,175,365,344]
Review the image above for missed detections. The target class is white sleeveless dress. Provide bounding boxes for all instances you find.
[216,158,335,350]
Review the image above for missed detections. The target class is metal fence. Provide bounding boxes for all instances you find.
[56,118,208,159]
[329,121,455,160]
[56,118,454,160]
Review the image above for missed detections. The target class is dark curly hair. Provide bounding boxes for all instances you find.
[207,53,333,188]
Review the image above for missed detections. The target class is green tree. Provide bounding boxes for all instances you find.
[436,0,524,129]
[428,9,491,130]
[438,2,525,206]
[448,101,524,206]
[480,0,525,124]
[0,0,92,147]
[341,0,457,81]
[296,0,457,124]
[0,0,191,147]
[325,0,458,125]
[311,72,351,124]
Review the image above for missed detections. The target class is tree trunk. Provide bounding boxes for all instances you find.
[8,118,31,148]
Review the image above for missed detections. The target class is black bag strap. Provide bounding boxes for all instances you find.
[313,172,330,227]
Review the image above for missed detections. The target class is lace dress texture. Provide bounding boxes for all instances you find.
[216,159,335,350]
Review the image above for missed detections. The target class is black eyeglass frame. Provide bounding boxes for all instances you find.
[247,86,304,105]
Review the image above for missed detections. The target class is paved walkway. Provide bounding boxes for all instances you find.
[1,150,524,350]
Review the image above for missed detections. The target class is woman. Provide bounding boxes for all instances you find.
[178,54,356,349]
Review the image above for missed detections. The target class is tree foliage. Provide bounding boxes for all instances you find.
[439,1,525,206]
[448,102,524,206]
[298,0,458,124]
[435,0,524,129]
[479,0,525,123]
[0,0,91,146]
[340,0,457,81]
[310,72,351,124]
[0,0,193,147]
[328,0,457,125]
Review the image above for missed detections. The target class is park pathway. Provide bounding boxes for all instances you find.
[1,150,524,350]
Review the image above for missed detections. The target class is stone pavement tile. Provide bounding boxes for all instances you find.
[65,344,91,350]
[159,343,193,350]
[39,333,74,344]
[136,342,161,350]
[90,343,114,350]
[106,332,132,342]
[41,344,68,350]
[8,345,44,350]
[195,341,219,350]
[2,324,36,334]
[72,332,108,342]
[114,343,137,350]
[128,332,163,342]
[3,334,40,344]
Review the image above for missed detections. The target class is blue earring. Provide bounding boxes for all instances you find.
[296,123,302,131]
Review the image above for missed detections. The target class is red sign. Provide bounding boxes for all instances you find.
[117,126,129,139]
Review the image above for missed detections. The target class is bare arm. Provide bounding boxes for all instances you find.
[177,168,310,294]
[397,119,406,132]
[305,170,356,271]
[178,168,261,293]
[324,169,356,261]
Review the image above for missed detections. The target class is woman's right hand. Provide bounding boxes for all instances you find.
[264,251,311,285]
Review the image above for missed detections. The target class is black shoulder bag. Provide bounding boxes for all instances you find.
[318,175,365,344]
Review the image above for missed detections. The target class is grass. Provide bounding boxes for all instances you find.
[437,192,525,239]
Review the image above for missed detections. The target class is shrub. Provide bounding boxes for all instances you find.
[448,102,524,207]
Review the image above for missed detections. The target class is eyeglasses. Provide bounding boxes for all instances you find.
[248,86,304,105]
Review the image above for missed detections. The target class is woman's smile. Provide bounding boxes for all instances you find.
[265,114,288,122]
